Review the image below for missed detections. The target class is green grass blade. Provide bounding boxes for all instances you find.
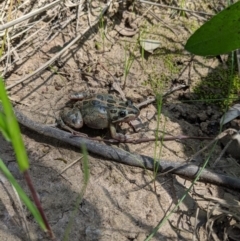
[0,78,29,171]
[185,1,240,56]
[145,141,217,241]
[0,160,46,231]
[63,145,90,241]
[0,112,11,141]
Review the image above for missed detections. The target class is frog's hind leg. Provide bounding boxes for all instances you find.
[57,108,86,137]
[57,117,88,137]
[57,118,74,133]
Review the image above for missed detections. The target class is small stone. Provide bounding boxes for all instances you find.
[211,114,220,121]
[200,121,208,133]
[188,114,197,122]
[197,112,208,121]
[206,106,213,115]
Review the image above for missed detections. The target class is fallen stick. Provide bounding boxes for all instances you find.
[13,108,240,192]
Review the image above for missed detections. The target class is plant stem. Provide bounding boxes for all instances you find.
[23,171,56,240]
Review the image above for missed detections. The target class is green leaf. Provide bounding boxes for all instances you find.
[0,160,46,231]
[0,112,11,141]
[185,1,240,56]
[0,78,29,171]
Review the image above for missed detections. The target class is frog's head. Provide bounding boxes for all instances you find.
[109,99,140,123]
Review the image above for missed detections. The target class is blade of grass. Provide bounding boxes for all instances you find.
[0,160,46,231]
[144,145,216,241]
[0,77,54,238]
[63,145,90,241]
[0,0,63,32]
[0,111,11,141]
[145,62,236,239]
[0,78,29,171]
[6,0,112,90]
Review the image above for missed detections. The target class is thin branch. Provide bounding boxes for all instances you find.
[0,0,64,31]
[0,24,46,62]
[136,84,188,108]
[138,0,214,16]
[76,0,84,32]
[6,0,113,90]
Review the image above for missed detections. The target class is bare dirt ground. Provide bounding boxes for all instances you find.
[1,1,240,240]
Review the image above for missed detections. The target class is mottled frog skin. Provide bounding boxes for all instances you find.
[58,93,140,140]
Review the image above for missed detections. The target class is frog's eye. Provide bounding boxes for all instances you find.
[119,110,126,117]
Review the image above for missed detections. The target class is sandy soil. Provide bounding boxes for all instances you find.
[0,1,240,240]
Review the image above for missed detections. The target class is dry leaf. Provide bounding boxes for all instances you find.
[220,104,240,125]
[140,39,160,53]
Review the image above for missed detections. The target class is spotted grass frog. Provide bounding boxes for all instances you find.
[58,93,140,141]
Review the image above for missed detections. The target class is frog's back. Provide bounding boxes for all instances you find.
[77,94,118,109]
[76,94,116,129]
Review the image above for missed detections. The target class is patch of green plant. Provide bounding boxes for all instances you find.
[94,40,102,50]
[99,12,105,43]
[193,61,240,108]
[123,41,137,87]
[162,54,181,75]
[153,93,165,183]
[0,78,47,233]
[147,72,169,94]
[178,0,187,17]
[142,52,180,94]
[144,74,167,188]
